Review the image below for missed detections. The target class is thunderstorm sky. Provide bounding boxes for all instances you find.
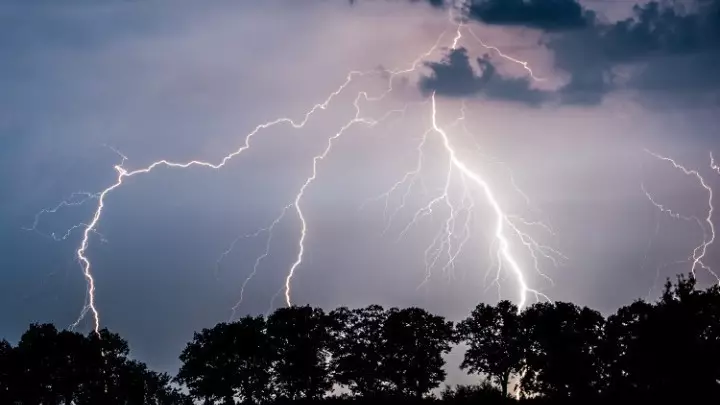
[2,0,720,382]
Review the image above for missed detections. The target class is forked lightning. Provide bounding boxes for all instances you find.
[642,150,720,286]
[31,4,560,332]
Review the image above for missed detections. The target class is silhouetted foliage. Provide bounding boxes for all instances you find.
[120,360,192,405]
[601,275,720,401]
[177,316,273,404]
[457,300,524,397]
[3,272,720,404]
[0,339,14,403]
[0,323,188,404]
[439,381,509,404]
[520,302,605,399]
[267,305,333,401]
[382,307,455,398]
[328,305,390,396]
[602,299,654,396]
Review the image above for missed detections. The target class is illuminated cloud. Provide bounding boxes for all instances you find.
[411,0,720,105]
[419,48,550,105]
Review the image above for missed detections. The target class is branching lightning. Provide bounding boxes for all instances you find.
[30,2,561,331]
[25,192,105,242]
[221,204,292,322]
[642,150,720,286]
[427,93,552,309]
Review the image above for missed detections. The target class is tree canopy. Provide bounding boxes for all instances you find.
[1,273,719,404]
[0,323,189,405]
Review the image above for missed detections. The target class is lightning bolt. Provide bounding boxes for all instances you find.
[711,151,720,176]
[32,2,560,331]
[283,92,409,306]
[44,70,376,332]
[643,150,720,285]
[428,93,551,309]
[377,13,557,308]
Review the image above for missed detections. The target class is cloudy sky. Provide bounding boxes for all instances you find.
[2,0,720,381]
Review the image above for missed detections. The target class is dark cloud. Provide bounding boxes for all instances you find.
[419,47,550,105]
[409,1,720,105]
[545,27,614,105]
[465,0,594,31]
[359,0,720,102]
[546,0,720,105]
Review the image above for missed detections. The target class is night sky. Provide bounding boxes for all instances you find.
[2,0,720,384]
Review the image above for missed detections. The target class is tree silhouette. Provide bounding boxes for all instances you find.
[457,300,524,397]
[12,323,87,404]
[177,316,274,405]
[328,305,390,397]
[657,275,720,397]
[381,307,454,398]
[4,271,720,404]
[439,381,508,404]
[122,360,192,405]
[77,328,135,404]
[0,339,14,404]
[603,275,720,400]
[602,299,654,396]
[267,305,333,401]
[2,323,187,405]
[520,302,605,399]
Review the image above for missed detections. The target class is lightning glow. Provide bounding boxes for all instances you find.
[30,2,561,332]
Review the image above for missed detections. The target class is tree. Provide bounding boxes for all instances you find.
[12,323,86,404]
[456,300,524,397]
[76,328,134,404]
[520,302,605,399]
[328,305,390,396]
[439,381,507,404]
[602,299,654,396]
[602,275,720,400]
[267,306,333,400]
[0,339,15,404]
[121,360,192,405]
[381,307,454,398]
[177,316,274,405]
[656,274,720,396]
[7,323,187,405]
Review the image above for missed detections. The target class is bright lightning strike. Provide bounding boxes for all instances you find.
[31,4,560,331]
[428,93,551,310]
[41,70,375,332]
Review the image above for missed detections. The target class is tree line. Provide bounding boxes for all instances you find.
[1,274,719,404]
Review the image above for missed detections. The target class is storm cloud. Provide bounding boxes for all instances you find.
[548,0,720,104]
[416,0,720,106]
[419,47,550,105]
[465,0,593,31]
